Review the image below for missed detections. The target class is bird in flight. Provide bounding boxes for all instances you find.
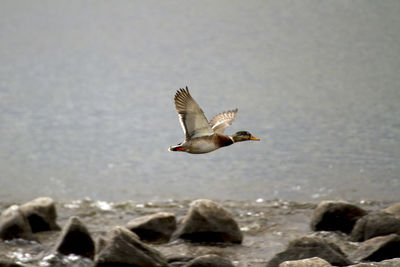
[169,87,259,154]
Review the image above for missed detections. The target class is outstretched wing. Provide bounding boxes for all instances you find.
[209,108,238,134]
[174,87,213,140]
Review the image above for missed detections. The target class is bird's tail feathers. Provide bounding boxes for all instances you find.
[168,145,184,152]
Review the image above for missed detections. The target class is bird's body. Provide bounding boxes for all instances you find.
[169,87,259,154]
[169,133,234,154]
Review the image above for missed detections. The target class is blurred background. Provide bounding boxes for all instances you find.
[1,1,399,203]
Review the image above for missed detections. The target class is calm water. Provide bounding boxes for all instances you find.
[1,1,400,203]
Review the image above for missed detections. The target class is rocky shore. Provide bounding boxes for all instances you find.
[0,197,399,266]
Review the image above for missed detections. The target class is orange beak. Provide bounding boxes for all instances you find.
[250,135,260,141]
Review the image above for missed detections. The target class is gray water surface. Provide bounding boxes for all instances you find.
[1,1,399,202]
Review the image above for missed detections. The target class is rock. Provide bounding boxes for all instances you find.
[175,199,242,244]
[167,255,194,267]
[19,197,61,232]
[170,262,185,267]
[126,212,176,243]
[0,205,34,240]
[350,212,400,242]
[267,236,353,267]
[347,258,400,266]
[310,201,367,234]
[384,203,400,217]
[95,226,169,267]
[0,197,60,241]
[95,235,107,256]
[350,234,400,262]
[186,254,235,267]
[54,216,95,259]
[0,260,25,267]
[279,257,332,267]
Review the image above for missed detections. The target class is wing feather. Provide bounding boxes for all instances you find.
[209,108,238,134]
[174,87,213,140]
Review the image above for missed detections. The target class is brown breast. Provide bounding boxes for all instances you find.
[214,134,234,148]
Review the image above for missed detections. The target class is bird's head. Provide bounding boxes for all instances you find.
[231,131,260,142]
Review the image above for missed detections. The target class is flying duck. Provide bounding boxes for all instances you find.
[169,87,259,154]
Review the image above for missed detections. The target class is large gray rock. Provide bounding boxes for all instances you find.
[279,257,332,267]
[126,212,176,243]
[95,235,107,256]
[0,205,34,240]
[384,203,400,217]
[0,197,60,241]
[19,197,61,232]
[310,201,367,234]
[175,199,242,244]
[167,255,194,267]
[95,226,169,267]
[186,254,234,267]
[267,236,352,267]
[348,258,400,266]
[350,212,400,242]
[0,261,24,267]
[54,216,95,259]
[350,234,400,262]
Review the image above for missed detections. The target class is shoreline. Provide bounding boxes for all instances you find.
[0,197,399,266]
